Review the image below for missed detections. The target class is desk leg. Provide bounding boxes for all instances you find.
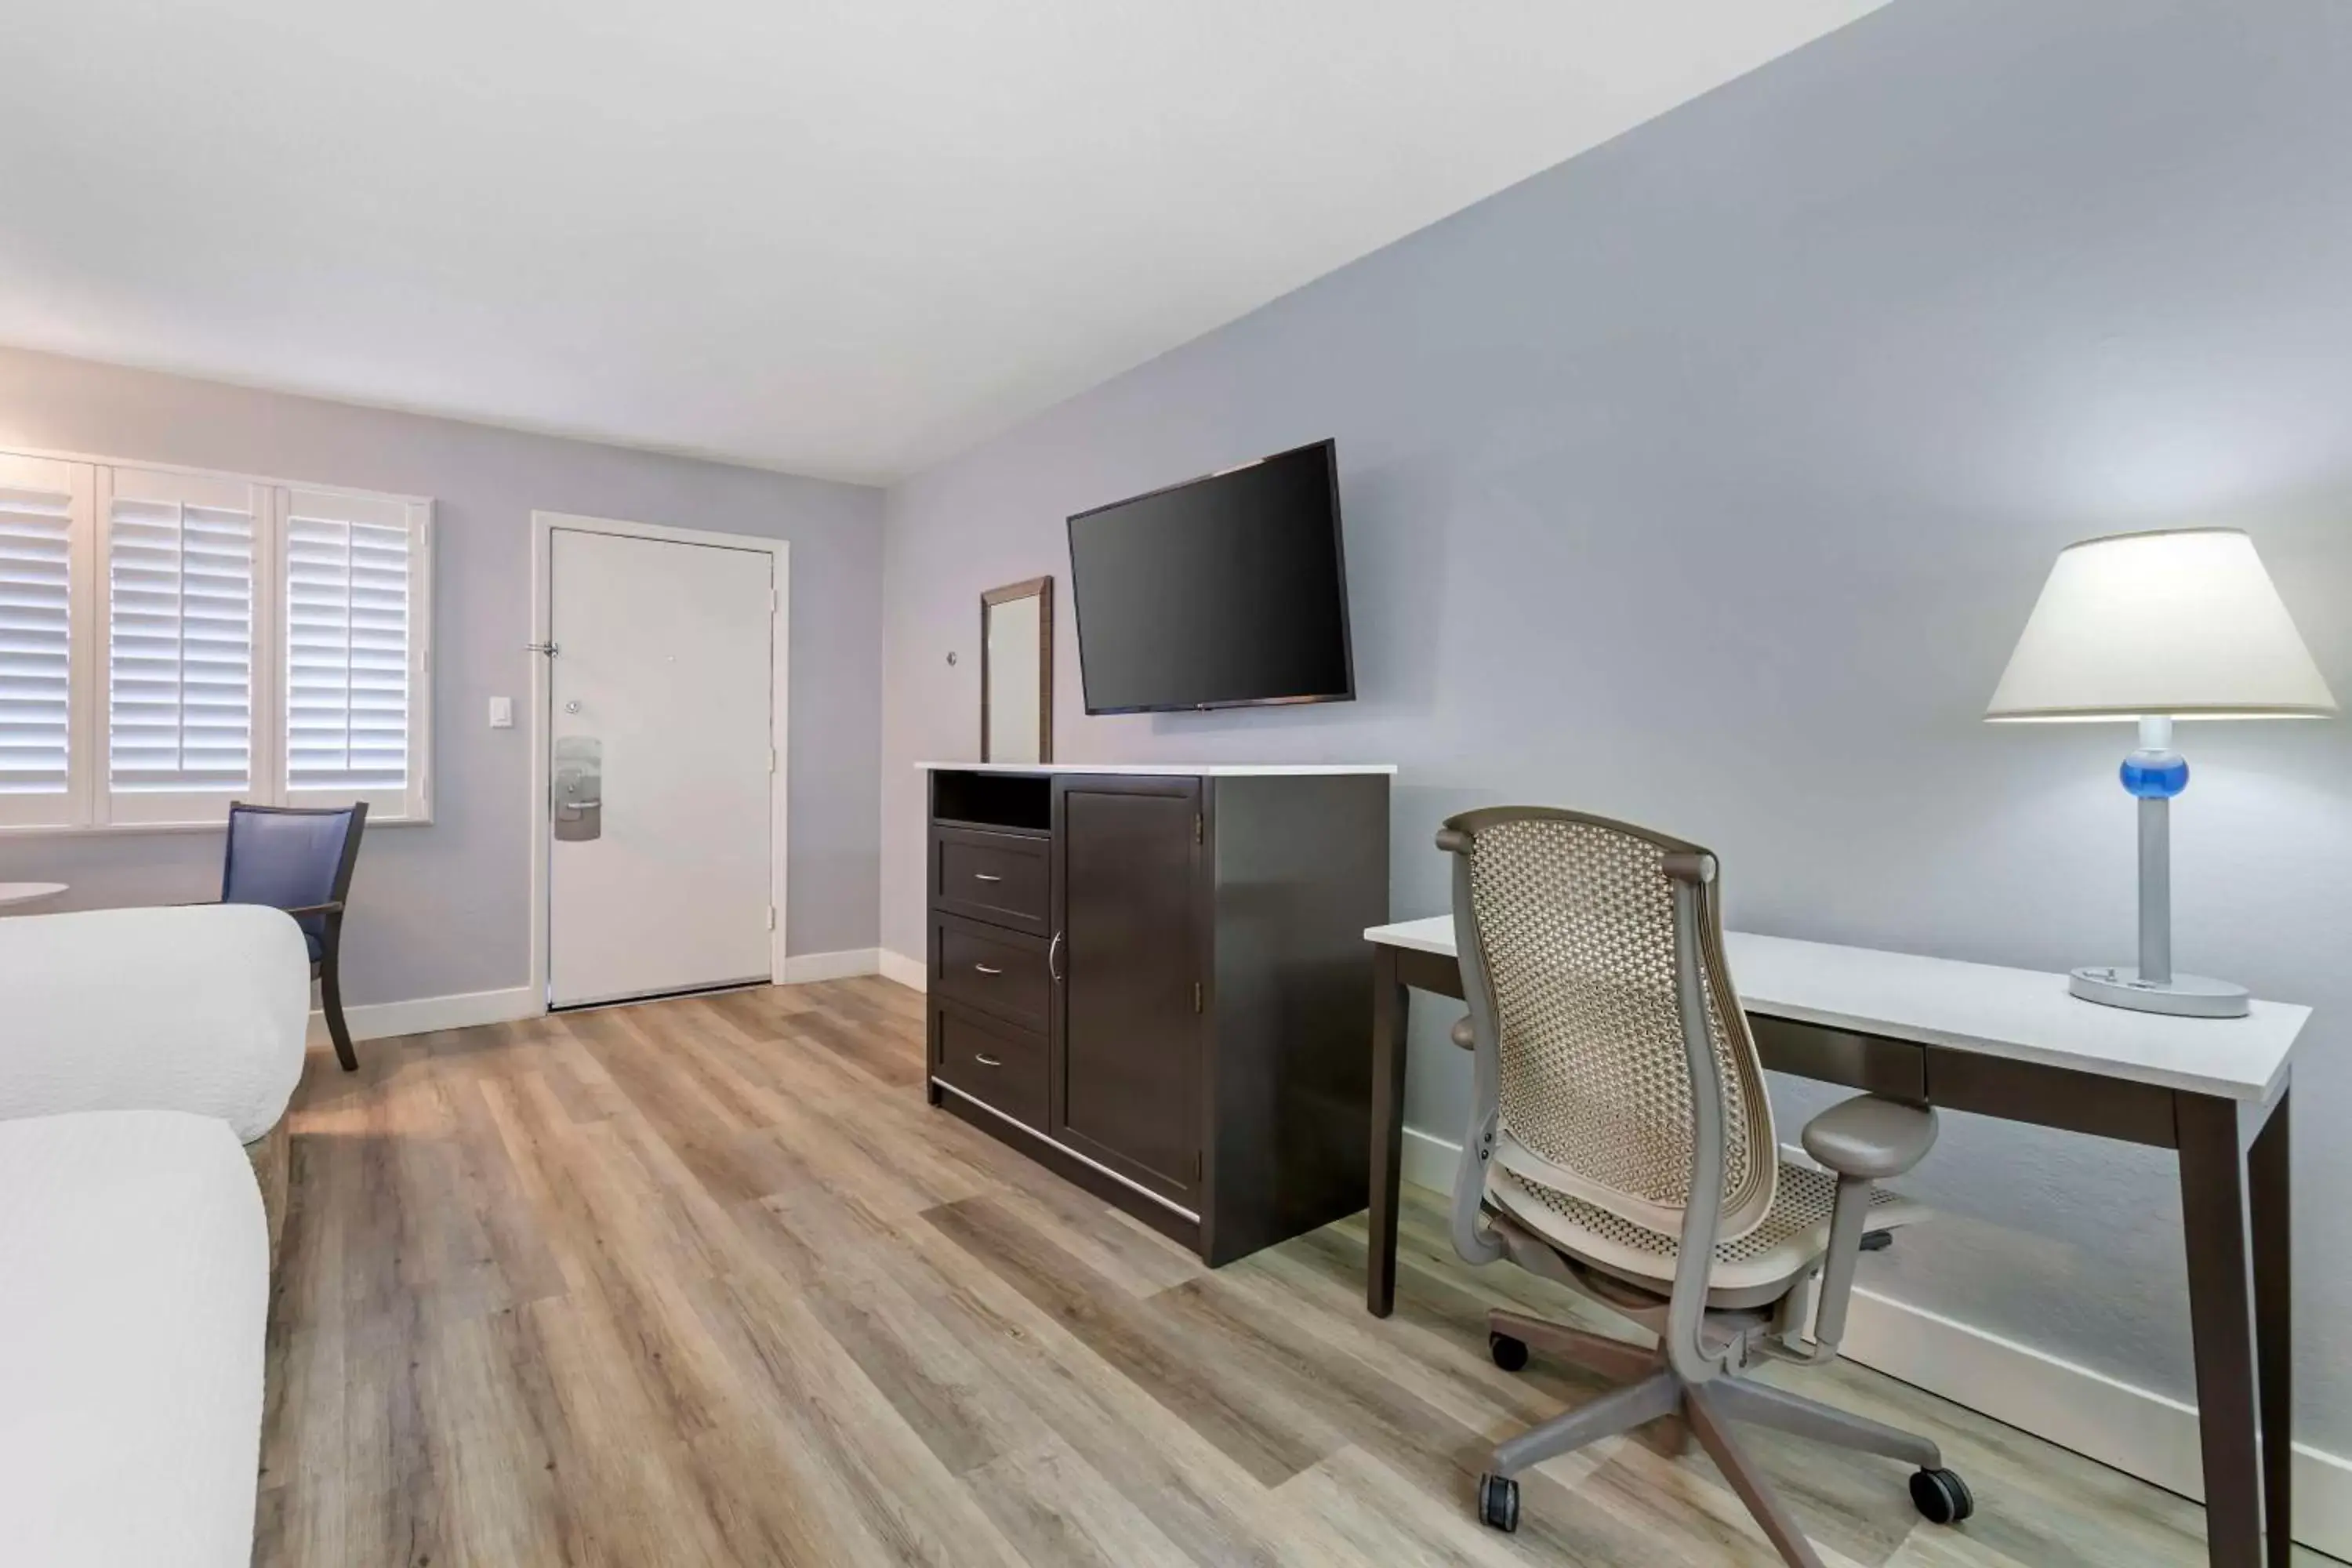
[2250,1086,2292,1568]
[2178,1092,2263,1568]
[1367,945,1409,1318]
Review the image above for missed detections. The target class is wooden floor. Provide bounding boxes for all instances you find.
[256,977,2309,1567]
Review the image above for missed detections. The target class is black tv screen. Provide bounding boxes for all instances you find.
[1067,440,1355,713]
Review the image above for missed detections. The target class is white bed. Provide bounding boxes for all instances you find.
[0,902,310,1567]
[0,903,310,1143]
[0,1109,270,1568]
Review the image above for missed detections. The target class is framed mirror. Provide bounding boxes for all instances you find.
[982,576,1053,764]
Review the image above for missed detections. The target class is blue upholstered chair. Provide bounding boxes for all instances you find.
[221,802,369,1072]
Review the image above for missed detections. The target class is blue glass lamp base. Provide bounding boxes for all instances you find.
[2070,965,2249,1019]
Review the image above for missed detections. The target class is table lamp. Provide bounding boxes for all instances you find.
[1986,528,2336,1017]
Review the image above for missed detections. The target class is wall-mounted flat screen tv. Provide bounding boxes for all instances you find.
[1066,439,1355,714]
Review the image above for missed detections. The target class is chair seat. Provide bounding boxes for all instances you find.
[1489,1152,1926,1310]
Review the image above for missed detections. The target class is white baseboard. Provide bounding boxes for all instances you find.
[1841,1279,2352,1557]
[312,952,902,1048]
[307,984,539,1047]
[778,947,881,984]
[1399,1124,2350,1557]
[878,948,926,992]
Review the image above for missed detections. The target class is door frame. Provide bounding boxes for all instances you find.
[528,510,790,1010]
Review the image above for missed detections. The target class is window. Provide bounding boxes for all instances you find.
[284,490,419,809]
[0,454,86,827]
[103,468,260,820]
[0,449,430,830]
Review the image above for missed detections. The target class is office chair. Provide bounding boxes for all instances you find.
[1436,807,1973,1565]
[221,801,369,1073]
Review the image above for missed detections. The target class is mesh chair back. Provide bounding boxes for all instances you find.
[222,803,366,957]
[1454,808,1777,1244]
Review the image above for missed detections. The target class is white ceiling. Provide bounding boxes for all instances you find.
[0,1,1883,484]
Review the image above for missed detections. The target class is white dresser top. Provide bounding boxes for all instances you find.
[918,761,1397,777]
[1367,915,2308,1103]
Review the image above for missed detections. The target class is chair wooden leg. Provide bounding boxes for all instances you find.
[1490,1370,1680,1475]
[1685,1385,1828,1568]
[1653,1346,1693,1457]
[1709,1375,1943,1468]
[320,952,358,1073]
[1488,1310,1659,1382]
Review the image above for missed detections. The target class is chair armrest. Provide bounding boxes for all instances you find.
[1802,1095,1937,1180]
[1769,1097,1937,1367]
[218,897,341,918]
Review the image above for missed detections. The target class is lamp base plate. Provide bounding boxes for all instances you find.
[2070,966,2249,1019]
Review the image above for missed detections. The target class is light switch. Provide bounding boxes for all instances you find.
[488,695,514,729]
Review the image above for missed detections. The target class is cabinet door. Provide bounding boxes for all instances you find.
[1050,775,1202,1207]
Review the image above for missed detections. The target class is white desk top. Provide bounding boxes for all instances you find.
[1367,915,2308,1104]
[919,761,1397,777]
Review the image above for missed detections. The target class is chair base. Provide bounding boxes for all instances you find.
[1481,1310,1958,1567]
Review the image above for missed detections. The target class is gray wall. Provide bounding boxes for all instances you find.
[882,0,2352,1447]
[0,345,884,1003]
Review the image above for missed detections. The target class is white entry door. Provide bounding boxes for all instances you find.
[547,528,776,1007]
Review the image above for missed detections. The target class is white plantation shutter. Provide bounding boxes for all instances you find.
[285,489,425,810]
[0,456,86,823]
[0,492,71,790]
[0,452,430,831]
[103,469,258,804]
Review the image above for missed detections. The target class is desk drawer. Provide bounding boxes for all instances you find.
[931,913,1051,1032]
[931,826,1050,935]
[933,1001,1047,1131]
[1750,1014,1925,1101]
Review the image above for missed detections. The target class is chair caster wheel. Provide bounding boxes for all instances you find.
[1910,1467,1975,1525]
[1476,1472,1520,1533]
[1488,1332,1529,1372]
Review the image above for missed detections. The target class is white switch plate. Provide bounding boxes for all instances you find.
[488,695,514,729]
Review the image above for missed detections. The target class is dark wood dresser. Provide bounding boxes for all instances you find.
[921,764,1391,1265]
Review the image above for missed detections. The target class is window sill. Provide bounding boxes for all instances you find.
[0,813,432,839]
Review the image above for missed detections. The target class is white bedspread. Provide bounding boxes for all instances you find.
[0,1109,268,1568]
[0,904,309,1143]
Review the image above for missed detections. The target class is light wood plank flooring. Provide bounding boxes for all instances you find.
[256,978,2312,1566]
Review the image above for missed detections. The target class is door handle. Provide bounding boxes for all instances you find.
[1048,931,1063,982]
[552,736,603,842]
[973,1053,1003,1069]
[973,963,1003,976]
[972,872,1004,883]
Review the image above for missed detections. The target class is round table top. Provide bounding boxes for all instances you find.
[0,882,66,907]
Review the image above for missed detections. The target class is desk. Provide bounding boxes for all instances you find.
[1366,915,2308,1568]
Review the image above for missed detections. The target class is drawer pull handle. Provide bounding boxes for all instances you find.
[973,963,1004,975]
[973,1053,1004,1069]
[972,872,1004,883]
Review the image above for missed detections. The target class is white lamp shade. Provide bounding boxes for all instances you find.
[1986,528,2338,721]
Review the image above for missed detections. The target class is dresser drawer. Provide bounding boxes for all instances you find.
[931,826,1051,936]
[931,913,1051,1032]
[932,1001,1047,1131]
